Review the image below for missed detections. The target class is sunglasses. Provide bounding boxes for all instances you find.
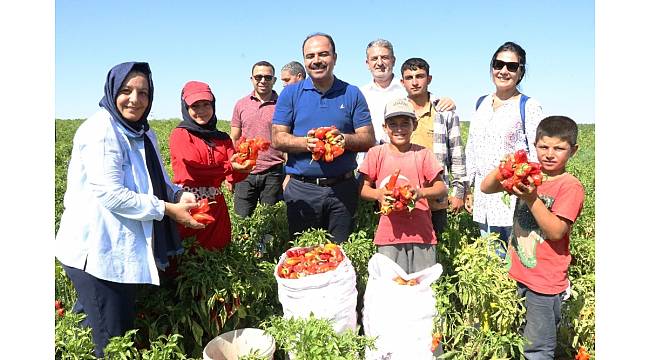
[492,60,521,72]
[252,74,275,82]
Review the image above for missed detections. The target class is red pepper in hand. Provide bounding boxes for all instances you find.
[308,125,345,162]
[514,149,528,163]
[192,212,215,225]
[189,199,215,225]
[236,136,271,165]
[386,169,400,190]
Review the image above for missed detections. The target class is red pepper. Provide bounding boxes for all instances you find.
[313,126,331,140]
[575,346,590,360]
[530,172,544,186]
[190,198,210,215]
[386,169,400,190]
[192,212,215,225]
[514,149,528,163]
[514,162,531,178]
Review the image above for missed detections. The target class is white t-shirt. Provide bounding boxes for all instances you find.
[360,75,407,144]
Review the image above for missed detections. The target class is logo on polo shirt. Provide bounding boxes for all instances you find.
[340,104,345,109]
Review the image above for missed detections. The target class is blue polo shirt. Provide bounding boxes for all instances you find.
[273,76,372,177]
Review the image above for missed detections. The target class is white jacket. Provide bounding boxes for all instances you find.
[56,109,179,285]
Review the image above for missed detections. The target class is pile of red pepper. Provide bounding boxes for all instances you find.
[236,136,271,167]
[393,276,418,286]
[190,198,215,225]
[308,126,345,162]
[378,169,417,216]
[497,150,545,193]
[277,243,345,279]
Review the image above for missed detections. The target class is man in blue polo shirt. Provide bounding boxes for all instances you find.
[272,32,375,243]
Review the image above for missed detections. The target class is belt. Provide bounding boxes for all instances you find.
[180,185,223,200]
[290,171,354,187]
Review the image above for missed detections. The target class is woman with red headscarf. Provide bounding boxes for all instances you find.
[170,81,253,250]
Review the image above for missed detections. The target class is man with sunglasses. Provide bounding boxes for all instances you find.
[401,57,467,236]
[272,33,375,244]
[230,61,285,219]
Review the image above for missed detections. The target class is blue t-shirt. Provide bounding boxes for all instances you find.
[272,76,372,177]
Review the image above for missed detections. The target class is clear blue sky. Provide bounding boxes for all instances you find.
[55,0,595,123]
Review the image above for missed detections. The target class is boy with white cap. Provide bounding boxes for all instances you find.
[358,98,448,272]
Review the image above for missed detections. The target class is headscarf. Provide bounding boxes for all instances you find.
[175,81,230,140]
[99,61,182,270]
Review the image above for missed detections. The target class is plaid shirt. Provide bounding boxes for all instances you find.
[410,95,466,199]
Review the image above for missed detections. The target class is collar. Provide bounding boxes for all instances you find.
[249,90,278,103]
[367,74,402,92]
[303,76,344,94]
[412,92,436,118]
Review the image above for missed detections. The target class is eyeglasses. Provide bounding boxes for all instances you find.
[492,60,521,72]
[252,75,275,82]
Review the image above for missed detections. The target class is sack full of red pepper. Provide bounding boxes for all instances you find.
[235,136,271,167]
[377,169,417,216]
[276,243,345,279]
[308,126,345,163]
[274,243,358,334]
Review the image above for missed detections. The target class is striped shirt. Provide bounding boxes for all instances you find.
[410,95,466,199]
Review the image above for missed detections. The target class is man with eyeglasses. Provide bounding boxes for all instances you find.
[230,61,285,219]
[401,57,467,235]
[280,61,306,87]
[272,33,375,244]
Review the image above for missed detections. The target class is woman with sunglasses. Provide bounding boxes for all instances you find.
[169,81,253,251]
[464,41,544,258]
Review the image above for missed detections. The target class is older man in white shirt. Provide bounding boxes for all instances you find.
[357,39,456,166]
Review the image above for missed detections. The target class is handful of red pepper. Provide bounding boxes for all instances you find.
[308,126,345,162]
[190,198,215,225]
[497,149,545,194]
[277,243,345,279]
[236,136,271,167]
[378,169,417,216]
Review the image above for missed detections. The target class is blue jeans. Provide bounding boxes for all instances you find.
[477,222,511,259]
[517,282,563,360]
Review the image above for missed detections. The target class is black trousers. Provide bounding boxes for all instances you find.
[62,264,139,358]
[283,175,359,244]
[431,208,448,236]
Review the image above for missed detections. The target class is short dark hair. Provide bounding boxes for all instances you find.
[535,116,578,146]
[281,61,306,78]
[251,61,275,75]
[491,41,527,85]
[400,57,429,76]
[302,32,336,55]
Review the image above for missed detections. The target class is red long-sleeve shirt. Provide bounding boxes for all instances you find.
[169,128,248,250]
[170,128,247,187]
